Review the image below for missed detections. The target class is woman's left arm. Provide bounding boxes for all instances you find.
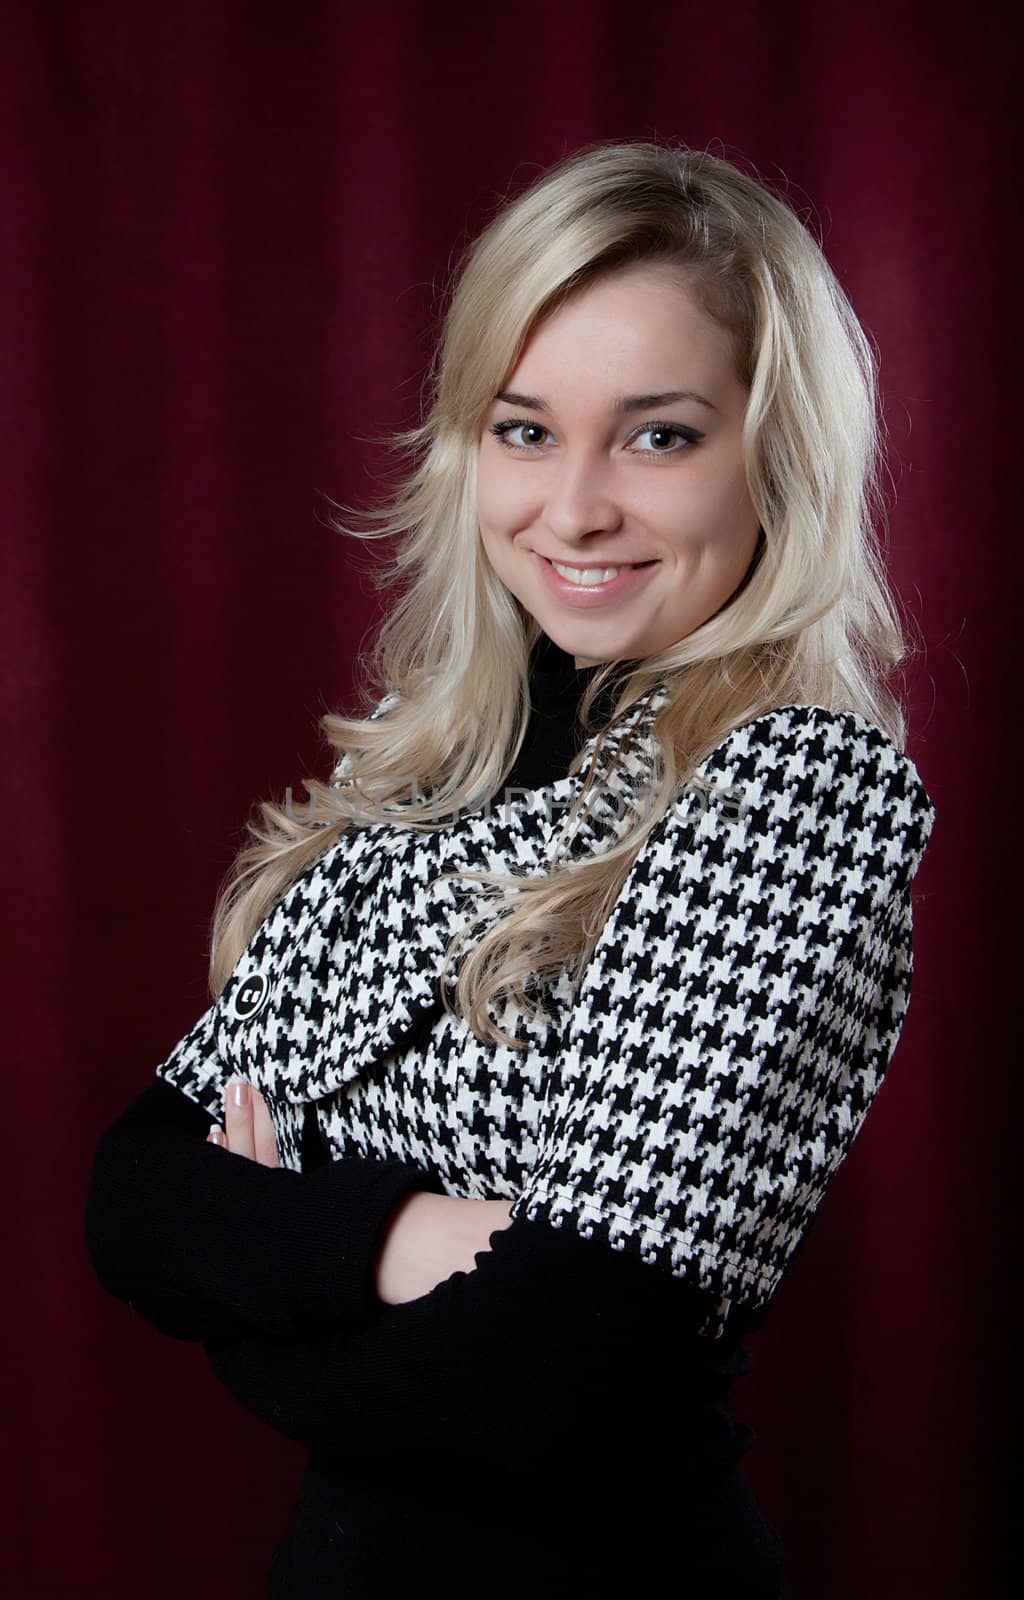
[508,706,939,1338]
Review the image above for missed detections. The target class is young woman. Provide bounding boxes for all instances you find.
[85,140,937,1598]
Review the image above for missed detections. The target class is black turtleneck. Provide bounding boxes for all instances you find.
[83,643,787,1600]
[509,631,608,788]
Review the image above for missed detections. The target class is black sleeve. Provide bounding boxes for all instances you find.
[202,1214,756,1468]
[83,1077,447,1342]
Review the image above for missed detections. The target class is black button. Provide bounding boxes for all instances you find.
[233,971,270,1020]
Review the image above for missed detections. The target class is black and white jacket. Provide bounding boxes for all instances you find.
[156,679,937,1339]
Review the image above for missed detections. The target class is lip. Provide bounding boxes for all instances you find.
[533,550,659,608]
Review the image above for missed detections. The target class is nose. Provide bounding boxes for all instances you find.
[540,453,624,546]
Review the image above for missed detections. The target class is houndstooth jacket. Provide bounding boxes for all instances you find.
[155,680,937,1338]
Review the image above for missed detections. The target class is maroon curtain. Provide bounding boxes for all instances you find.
[3,3,1013,1594]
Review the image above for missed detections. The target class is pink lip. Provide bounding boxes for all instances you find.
[533,550,659,609]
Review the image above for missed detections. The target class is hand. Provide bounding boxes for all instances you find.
[375,1190,514,1306]
[206,1078,280,1167]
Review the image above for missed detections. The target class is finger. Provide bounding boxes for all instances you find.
[207,1126,226,1147]
[224,1078,257,1161]
[251,1090,281,1168]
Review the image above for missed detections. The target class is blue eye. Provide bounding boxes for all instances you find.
[487,417,702,459]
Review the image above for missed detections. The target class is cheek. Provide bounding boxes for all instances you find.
[478,451,537,531]
[656,461,753,542]
[703,450,755,515]
[477,508,512,578]
[476,460,508,531]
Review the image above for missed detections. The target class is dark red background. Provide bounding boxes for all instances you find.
[2,2,1015,1594]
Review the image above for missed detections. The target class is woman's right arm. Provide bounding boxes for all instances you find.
[83,1076,448,1343]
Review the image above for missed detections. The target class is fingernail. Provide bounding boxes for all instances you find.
[231,1078,250,1109]
[208,1127,225,1146]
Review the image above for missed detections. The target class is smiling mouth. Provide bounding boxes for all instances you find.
[546,558,658,588]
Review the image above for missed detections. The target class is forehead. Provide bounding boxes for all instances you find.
[508,263,740,392]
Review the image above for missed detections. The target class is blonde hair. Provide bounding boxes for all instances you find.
[209,138,916,1048]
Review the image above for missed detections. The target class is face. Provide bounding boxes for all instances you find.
[477,264,761,667]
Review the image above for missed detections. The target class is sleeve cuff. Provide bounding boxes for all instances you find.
[291,1155,449,1330]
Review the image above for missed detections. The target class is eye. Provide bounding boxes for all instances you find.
[487,417,703,459]
[488,418,551,451]
[629,424,701,459]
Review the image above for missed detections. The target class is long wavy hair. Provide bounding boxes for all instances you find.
[208,138,915,1048]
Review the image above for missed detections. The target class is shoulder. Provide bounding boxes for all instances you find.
[667,703,937,886]
[693,703,930,804]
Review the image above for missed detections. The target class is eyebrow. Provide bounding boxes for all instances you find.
[494,387,719,415]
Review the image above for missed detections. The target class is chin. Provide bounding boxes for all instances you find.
[546,627,639,665]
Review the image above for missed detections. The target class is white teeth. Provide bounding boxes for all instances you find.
[551,561,636,587]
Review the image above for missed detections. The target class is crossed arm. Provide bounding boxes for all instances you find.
[85,1070,723,1467]
[208,1075,513,1306]
[85,1073,516,1344]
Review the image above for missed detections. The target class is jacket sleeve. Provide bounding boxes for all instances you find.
[85,689,437,1343]
[202,1211,753,1466]
[509,705,938,1338]
[84,1076,447,1342]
